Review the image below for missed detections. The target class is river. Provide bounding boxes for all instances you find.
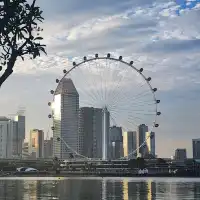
[0,177,200,199]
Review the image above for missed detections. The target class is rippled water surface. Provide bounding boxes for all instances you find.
[0,177,200,199]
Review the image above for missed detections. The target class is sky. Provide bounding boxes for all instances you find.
[0,0,200,158]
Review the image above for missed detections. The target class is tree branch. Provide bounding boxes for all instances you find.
[0,67,13,87]
[0,53,16,87]
[0,0,46,88]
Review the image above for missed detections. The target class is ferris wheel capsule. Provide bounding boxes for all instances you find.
[95,53,98,58]
[63,69,67,73]
[50,90,54,94]
[56,79,59,83]
[139,68,143,73]
[157,112,161,116]
[147,77,151,81]
[107,53,111,58]
[153,88,157,92]
[48,102,51,106]
[119,56,122,60]
[130,61,133,65]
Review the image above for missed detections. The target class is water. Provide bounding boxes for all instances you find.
[0,177,200,199]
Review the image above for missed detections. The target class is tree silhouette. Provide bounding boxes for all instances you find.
[0,0,46,87]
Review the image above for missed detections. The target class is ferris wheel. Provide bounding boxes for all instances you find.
[48,53,160,160]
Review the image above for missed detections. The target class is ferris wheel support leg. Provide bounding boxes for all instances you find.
[102,107,108,160]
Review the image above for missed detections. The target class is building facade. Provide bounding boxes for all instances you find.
[109,126,123,159]
[93,108,105,159]
[102,107,110,160]
[44,137,53,158]
[123,131,137,159]
[0,117,13,158]
[145,132,156,157]
[53,78,79,159]
[29,129,44,158]
[137,124,148,158]
[78,107,95,158]
[22,142,30,158]
[78,107,110,159]
[192,139,200,159]
[175,148,187,161]
[13,115,25,157]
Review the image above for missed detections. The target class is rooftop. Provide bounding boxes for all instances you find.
[0,116,10,121]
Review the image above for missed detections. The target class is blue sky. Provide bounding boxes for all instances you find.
[0,0,200,157]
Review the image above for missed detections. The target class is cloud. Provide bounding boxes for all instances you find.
[1,0,200,157]
[10,0,200,94]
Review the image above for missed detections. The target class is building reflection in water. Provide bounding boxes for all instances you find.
[193,182,200,199]
[0,178,199,199]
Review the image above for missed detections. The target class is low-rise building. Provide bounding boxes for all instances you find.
[175,148,187,161]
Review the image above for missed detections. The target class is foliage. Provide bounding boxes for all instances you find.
[0,0,46,87]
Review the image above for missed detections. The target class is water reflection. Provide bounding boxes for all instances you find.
[0,178,200,199]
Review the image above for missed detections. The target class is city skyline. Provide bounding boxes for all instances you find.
[0,0,200,157]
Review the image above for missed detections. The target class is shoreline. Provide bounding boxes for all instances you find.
[1,171,200,178]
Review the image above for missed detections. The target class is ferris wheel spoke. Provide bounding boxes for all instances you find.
[94,59,105,105]
[82,60,103,105]
[84,60,103,106]
[126,117,140,130]
[71,68,99,106]
[106,59,121,105]
[106,62,129,106]
[127,99,156,106]
[105,62,123,106]
[109,107,140,129]
[107,82,151,111]
[109,97,156,114]
[109,105,155,130]
[110,110,138,130]
[108,95,155,113]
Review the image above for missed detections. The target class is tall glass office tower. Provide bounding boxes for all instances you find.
[53,78,79,159]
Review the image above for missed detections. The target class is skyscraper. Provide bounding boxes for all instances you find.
[93,108,107,159]
[0,117,13,158]
[123,131,137,159]
[78,107,94,158]
[192,139,200,159]
[145,132,155,157]
[102,107,110,160]
[13,115,25,157]
[0,116,25,158]
[29,129,44,158]
[137,124,148,158]
[53,78,79,159]
[78,107,110,159]
[109,126,123,159]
